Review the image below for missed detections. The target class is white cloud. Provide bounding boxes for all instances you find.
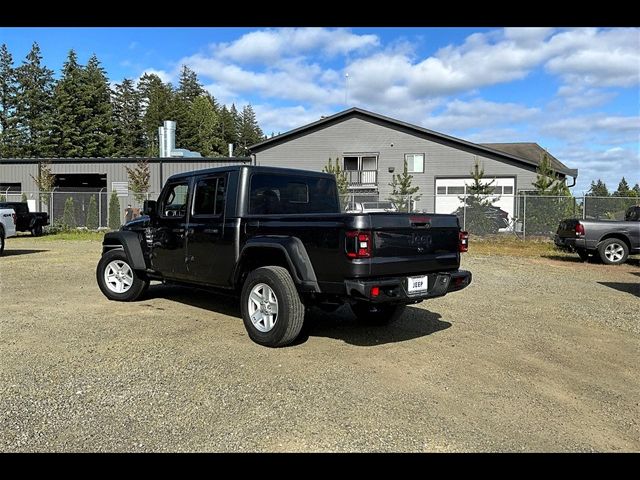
[251,104,332,138]
[139,68,173,84]
[215,28,379,64]
[540,114,640,145]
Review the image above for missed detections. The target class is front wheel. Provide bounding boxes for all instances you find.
[350,302,406,326]
[96,249,149,301]
[240,266,305,347]
[598,238,629,265]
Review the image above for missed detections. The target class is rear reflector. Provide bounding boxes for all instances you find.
[459,231,469,253]
[370,286,380,297]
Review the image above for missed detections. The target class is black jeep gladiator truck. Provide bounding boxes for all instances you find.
[555,205,640,265]
[96,166,472,347]
[0,201,49,236]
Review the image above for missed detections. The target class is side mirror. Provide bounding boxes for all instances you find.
[143,200,157,217]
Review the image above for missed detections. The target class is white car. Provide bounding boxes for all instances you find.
[1,207,17,256]
[345,201,398,213]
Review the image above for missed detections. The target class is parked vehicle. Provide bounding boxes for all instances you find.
[555,206,640,265]
[96,166,472,347]
[0,202,49,236]
[345,201,398,213]
[0,207,17,256]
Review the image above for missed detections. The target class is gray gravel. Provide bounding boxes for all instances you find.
[1,237,639,452]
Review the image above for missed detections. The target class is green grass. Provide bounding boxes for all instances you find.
[21,230,107,242]
[469,235,568,258]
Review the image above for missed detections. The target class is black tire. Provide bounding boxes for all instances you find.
[0,228,4,256]
[598,238,629,265]
[576,248,590,262]
[31,223,43,237]
[96,249,149,301]
[240,266,305,347]
[350,302,406,326]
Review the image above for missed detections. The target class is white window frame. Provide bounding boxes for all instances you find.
[405,153,424,173]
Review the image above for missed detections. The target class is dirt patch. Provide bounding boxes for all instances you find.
[1,236,638,452]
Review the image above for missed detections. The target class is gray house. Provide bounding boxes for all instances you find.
[250,108,578,219]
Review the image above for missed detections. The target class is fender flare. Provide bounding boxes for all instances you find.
[102,230,147,271]
[234,236,320,292]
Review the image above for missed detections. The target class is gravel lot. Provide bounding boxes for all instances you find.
[1,236,638,452]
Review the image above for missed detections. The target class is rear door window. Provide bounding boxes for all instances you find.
[249,173,339,214]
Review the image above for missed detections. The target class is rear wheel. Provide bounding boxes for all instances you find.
[240,266,305,347]
[598,239,629,265]
[96,249,149,301]
[31,223,43,237]
[350,302,406,326]
[0,229,5,256]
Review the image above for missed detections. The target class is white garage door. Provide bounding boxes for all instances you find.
[435,177,516,221]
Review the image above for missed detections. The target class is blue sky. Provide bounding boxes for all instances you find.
[1,27,638,194]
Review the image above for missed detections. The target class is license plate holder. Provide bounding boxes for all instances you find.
[407,275,430,293]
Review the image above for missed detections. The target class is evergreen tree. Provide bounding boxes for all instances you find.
[108,190,121,230]
[0,44,20,157]
[219,105,238,155]
[455,159,498,235]
[527,153,574,235]
[236,104,264,156]
[21,192,27,202]
[86,195,98,229]
[613,177,631,197]
[586,179,609,197]
[388,159,421,212]
[112,78,145,156]
[138,73,175,156]
[585,179,611,219]
[632,184,640,197]
[188,94,222,156]
[62,196,76,228]
[322,157,349,195]
[51,50,87,157]
[14,42,55,157]
[125,159,150,203]
[177,65,204,102]
[82,54,115,157]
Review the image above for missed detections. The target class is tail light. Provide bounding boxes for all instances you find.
[575,223,585,236]
[345,230,372,258]
[459,231,469,253]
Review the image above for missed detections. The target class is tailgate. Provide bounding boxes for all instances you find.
[557,218,580,238]
[368,213,460,277]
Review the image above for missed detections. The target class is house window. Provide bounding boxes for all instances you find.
[436,186,447,195]
[342,154,379,186]
[447,186,465,195]
[0,183,21,193]
[405,154,424,173]
[504,186,514,194]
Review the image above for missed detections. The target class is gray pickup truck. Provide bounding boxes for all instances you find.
[555,205,640,265]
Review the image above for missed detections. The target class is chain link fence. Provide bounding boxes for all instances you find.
[2,189,638,238]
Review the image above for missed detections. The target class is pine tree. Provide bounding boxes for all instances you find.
[632,184,640,197]
[533,153,570,196]
[112,78,145,156]
[218,105,238,155]
[51,50,87,157]
[125,159,150,203]
[82,54,115,157]
[21,192,27,202]
[528,153,574,235]
[455,159,498,235]
[322,157,349,195]
[62,196,76,228]
[14,42,55,157]
[108,190,121,230]
[0,44,20,157]
[86,195,98,229]
[388,159,421,212]
[586,179,609,197]
[236,104,264,156]
[138,73,175,156]
[613,177,631,197]
[188,94,222,156]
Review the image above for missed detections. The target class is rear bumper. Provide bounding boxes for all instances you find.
[554,235,587,251]
[344,270,472,304]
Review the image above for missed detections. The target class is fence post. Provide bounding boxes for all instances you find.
[523,194,527,241]
[463,194,467,231]
[582,195,586,220]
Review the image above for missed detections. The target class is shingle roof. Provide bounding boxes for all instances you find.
[250,107,578,178]
[480,143,569,175]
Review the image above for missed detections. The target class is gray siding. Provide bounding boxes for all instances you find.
[254,117,540,211]
[0,158,250,196]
